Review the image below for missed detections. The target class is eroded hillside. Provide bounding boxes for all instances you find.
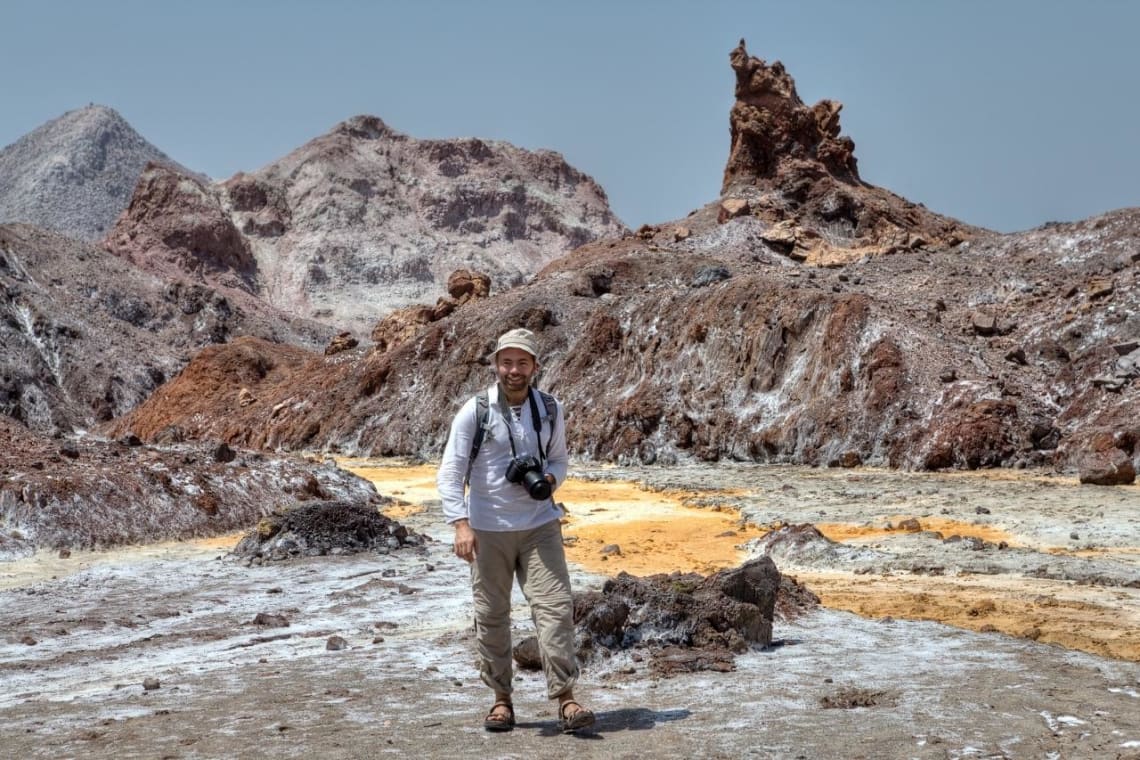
[106,45,1140,477]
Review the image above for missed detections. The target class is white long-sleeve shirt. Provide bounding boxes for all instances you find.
[437,384,568,531]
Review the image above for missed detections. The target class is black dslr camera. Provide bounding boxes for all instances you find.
[505,455,552,500]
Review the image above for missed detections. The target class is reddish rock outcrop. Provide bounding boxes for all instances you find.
[725,40,857,184]
[718,40,978,266]
[104,163,257,291]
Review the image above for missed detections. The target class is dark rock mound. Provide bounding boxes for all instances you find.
[532,557,819,676]
[753,523,880,568]
[231,500,424,561]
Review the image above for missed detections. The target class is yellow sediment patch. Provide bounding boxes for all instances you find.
[815,517,1015,546]
[337,458,436,518]
[337,459,761,575]
[555,477,766,576]
[798,570,1140,662]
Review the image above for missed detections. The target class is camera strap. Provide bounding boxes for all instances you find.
[494,387,551,464]
[465,386,557,486]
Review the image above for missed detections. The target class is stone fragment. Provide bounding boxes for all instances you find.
[1086,280,1114,299]
[446,269,491,302]
[512,636,542,670]
[760,219,798,247]
[971,312,998,336]
[212,443,236,463]
[1005,348,1027,365]
[252,612,290,628]
[324,332,358,356]
[691,266,731,288]
[718,198,750,223]
[1078,448,1136,485]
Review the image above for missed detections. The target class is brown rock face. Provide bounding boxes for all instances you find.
[725,40,857,184]
[105,206,1140,477]
[104,163,257,291]
[720,40,978,266]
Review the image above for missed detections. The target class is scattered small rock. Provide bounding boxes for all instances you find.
[251,612,290,628]
[820,687,890,709]
[212,443,236,463]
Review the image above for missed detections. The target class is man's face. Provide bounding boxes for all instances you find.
[496,347,538,396]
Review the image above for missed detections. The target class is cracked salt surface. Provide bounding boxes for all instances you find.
[3,466,1140,758]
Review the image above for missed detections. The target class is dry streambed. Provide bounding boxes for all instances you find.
[346,461,1140,663]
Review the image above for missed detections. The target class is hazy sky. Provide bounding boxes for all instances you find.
[3,0,1138,233]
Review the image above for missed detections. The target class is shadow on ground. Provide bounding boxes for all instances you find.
[525,707,692,737]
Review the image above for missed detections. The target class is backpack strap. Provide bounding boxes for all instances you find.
[465,388,558,484]
[536,390,558,459]
[464,391,490,487]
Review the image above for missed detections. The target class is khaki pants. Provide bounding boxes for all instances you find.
[471,519,578,699]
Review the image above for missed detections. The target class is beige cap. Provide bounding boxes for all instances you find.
[495,328,539,360]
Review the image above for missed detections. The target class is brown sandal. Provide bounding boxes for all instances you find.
[483,701,515,732]
[558,700,595,733]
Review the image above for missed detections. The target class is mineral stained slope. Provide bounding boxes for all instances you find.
[108,44,1140,477]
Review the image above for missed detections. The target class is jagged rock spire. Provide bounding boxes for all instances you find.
[723,39,859,192]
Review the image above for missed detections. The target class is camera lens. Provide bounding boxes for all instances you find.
[522,469,552,500]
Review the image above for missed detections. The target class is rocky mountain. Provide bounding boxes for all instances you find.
[105,115,628,335]
[0,93,627,556]
[105,42,1140,480]
[0,223,335,436]
[0,105,196,241]
[4,41,1138,559]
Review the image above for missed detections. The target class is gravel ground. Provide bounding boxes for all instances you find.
[1,462,1139,759]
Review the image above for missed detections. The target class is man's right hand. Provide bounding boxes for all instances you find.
[453,519,477,563]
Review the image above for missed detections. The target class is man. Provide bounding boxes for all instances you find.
[437,328,595,734]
